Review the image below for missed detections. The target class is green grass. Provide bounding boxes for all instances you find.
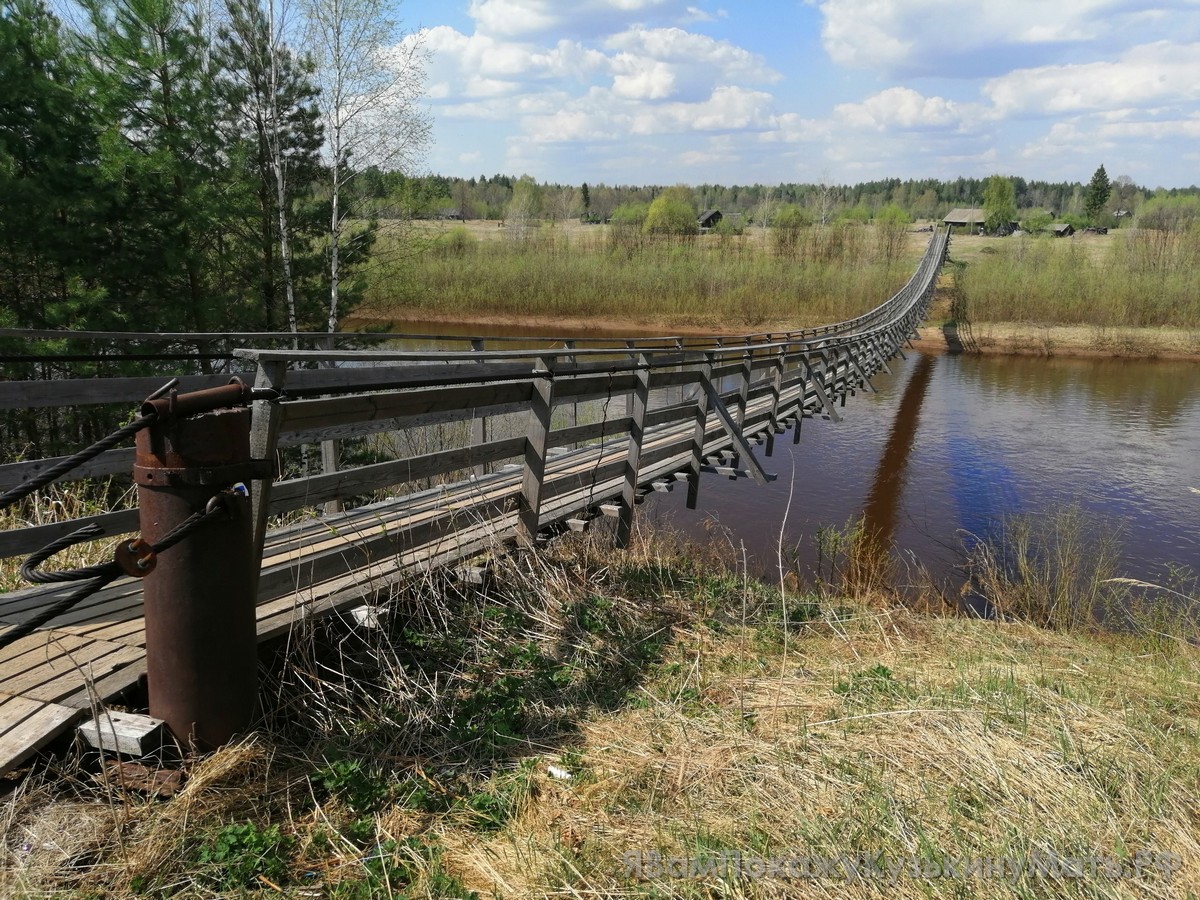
[359,223,1200,334]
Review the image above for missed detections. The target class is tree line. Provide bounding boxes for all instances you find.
[367,170,1198,230]
[0,0,429,341]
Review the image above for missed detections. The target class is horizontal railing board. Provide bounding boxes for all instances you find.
[268,437,528,512]
[0,448,135,492]
[0,508,139,559]
[278,382,535,432]
[548,418,634,449]
[278,402,530,448]
[282,361,541,396]
[0,373,234,411]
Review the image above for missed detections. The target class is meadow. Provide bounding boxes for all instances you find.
[360,219,1200,345]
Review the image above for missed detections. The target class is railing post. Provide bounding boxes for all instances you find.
[686,352,713,510]
[616,353,651,548]
[564,339,578,448]
[765,346,785,457]
[320,337,343,515]
[517,354,554,548]
[470,338,488,477]
[623,339,636,418]
[135,396,261,750]
[249,360,287,563]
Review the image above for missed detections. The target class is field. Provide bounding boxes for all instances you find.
[357,220,1200,357]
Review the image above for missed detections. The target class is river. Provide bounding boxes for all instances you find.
[645,350,1200,592]
[368,319,1200,593]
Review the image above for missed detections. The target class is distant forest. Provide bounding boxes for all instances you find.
[361,171,1198,226]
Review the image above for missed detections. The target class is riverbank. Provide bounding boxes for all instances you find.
[350,302,1200,361]
[912,293,1200,359]
[3,533,1197,898]
[360,222,1200,353]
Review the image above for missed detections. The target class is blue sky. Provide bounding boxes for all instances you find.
[394,0,1200,187]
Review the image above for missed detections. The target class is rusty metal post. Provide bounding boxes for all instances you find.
[133,392,260,751]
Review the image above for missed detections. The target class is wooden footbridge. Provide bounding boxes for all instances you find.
[0,227,949,774]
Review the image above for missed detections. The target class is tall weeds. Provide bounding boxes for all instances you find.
[365,225,916,328]
[958,230,1200,327]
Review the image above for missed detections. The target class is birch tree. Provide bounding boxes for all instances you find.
[217,0,322,338]
[302,0,430,334]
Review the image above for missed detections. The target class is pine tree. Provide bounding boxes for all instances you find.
[1085,164,1111,223]
[78,0,233,336]
[0,0,109,330]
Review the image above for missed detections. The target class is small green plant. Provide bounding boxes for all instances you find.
[196,822,295,890]
[833,664,914,704]
[455,763,533,832]
[312,758,391,815]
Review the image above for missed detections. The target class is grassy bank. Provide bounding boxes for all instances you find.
[363,221,924,331]
[4,524,1198,898]
[358,222,1200,349]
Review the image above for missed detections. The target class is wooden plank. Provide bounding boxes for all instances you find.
[267,436,527,512]
[249,361,288,564]
[278,381,533,432]
[687,354,713,510]
[547,417,632,450]
[284,361,535,396]
[0,693,79,775]
[517,359,554,547]
[0,448,134,492]
[617,355,651,547]
[0,508,139,560]
[0,373,230,411]
[4,638,142,704]
[278,400,531,448]
[700,377,772,486]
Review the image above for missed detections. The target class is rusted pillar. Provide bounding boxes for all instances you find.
[133,389,260,751]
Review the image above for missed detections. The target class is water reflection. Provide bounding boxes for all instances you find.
[850,353,937,590]
[649,350,1200,590]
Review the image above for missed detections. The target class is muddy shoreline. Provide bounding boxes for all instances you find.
[350,307,1200,360]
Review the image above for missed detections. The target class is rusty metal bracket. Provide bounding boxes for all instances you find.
[141,378,254,422]
[133,458,272,488]
[114,539,157,578]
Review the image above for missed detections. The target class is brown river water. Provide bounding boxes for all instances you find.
[371,319,1200,593]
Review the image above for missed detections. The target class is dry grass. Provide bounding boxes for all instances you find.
[361,223,931,333]
[0,482,135,592]
[2,525,1198,898]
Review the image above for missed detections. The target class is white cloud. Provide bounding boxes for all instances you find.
[811,0,1198,76]
[611,58,678,99]
[604,27,778,84]
[834,87,963,130]
[983,41,1200,116]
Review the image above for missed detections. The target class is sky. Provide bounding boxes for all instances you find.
[391,0,1200,188]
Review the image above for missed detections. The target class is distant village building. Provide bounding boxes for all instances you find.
[1051,223,1075,237]
[943,208,986,230]
[698,209,722,230]
[943,207,1018,234]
